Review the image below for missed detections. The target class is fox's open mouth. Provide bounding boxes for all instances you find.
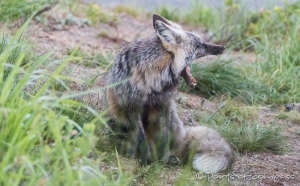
[180,44,225,88]
[181,65,196,88]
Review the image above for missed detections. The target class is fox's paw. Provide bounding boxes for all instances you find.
[139,156,152,167]
[166,154,180,166]
[117,141,139,158]
[138,145,152,167]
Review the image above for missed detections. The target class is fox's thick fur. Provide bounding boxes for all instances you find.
[106,14,234,173]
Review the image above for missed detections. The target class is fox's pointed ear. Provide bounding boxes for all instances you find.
[152,13,171,30]
[154,20,184,45]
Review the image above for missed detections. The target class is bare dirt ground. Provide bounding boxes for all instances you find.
[19,7,300,186]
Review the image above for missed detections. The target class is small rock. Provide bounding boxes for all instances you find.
[285,103,300,112]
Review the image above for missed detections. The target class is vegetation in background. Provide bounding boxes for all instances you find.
[87,3,118,24]
[155,5,180,21]
[184,0,221,32]
[156,0,245,47]
[253,22,300,104]
[0,0,56,21]
[157,0,300,48]
[177,0,300,104]
[113,4,144,17]
[248,1,300,104]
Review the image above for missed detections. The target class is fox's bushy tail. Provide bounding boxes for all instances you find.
[175,126,234,173]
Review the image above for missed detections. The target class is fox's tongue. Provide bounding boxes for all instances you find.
[181,66,197,88]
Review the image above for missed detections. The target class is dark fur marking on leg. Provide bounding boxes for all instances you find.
[117,61,123,70]
[137,126,151,166]
[124,49,130,63]
[142,104,150,129]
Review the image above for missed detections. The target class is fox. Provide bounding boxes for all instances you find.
[105,13,234,173]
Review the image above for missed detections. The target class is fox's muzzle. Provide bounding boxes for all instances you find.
[205,43,225,55]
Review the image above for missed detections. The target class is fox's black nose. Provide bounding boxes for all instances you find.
[221,46,226,50]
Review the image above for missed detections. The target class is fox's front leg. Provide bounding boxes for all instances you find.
[127,114,151,166]
[144,106,171,162]
[157,107,170,160]
[167,100,187,164]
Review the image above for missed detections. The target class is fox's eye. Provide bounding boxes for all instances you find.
[202,44,207,51]
[196,44,202,48]
[196,44,207,51]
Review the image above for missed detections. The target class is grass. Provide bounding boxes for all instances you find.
[155,5,180,22]
[183,0,221,31]
[113,4,144,17]
[0,0,54,21]
[156,0,251,48]
[87,3,118,25]
[0,18,128,185]
[253,28,300,104]
[196,100,286,154]
[68,47,115,69]
[177,0,300,105]
[0,31,35,82]
[180,59,269,104]
[0,5,126,185]
[277,110,300,124]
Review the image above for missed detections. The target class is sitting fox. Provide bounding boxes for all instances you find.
[106,13,234,173]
